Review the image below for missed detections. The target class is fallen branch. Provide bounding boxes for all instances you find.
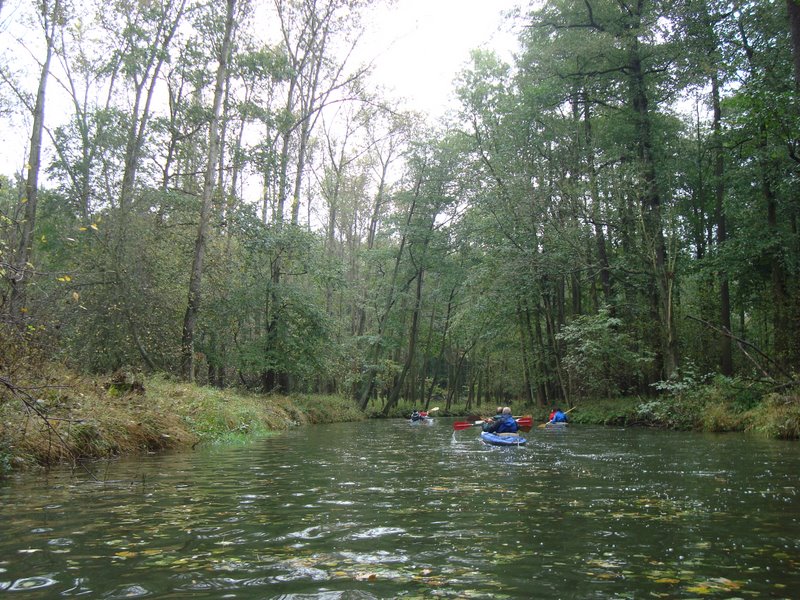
[686,315,796,384]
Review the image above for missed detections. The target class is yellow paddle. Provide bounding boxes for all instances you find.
[538,406,575,428]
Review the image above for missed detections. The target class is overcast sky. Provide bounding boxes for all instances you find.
[358,0,521,117]
[0,0,523,179]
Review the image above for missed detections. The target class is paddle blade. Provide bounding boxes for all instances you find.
[453,421,475,430]
[515,416,533,428]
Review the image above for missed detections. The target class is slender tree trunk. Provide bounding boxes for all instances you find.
[583,97,612,307]
[8,0,58,318]
[628,25,678,378]
[516,301,534,405]
[181,0,236,381]
[384,266,424,415]
[711,70,733,375]
[425,287,455,406]
[358,172,422,409]
[738,17,794,368]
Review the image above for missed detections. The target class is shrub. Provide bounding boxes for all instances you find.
[557,309,654,400]
[746,392,800,440]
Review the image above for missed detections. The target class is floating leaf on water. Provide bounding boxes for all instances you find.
[685,584,713,594]
[653,578,681,584]
[115,551,138,558]
[354,572,377,581]
[694,541,712,549]
[709,577,743,590]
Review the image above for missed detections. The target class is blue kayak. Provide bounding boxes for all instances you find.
[480,431,527,446]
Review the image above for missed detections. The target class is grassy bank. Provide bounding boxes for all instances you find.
[0,371,365,477]
[564,379,800,439]
[376,377,800,441]
[3,367,797,478]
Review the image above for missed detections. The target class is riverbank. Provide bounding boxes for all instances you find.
[0,371,365,477]
[3,368,797,478]
[554,381,800,440]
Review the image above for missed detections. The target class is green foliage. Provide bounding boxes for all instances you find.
[745,392,800,440]
[567,397,643,426]
[557,309,654,399]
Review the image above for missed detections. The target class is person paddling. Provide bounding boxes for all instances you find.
[483,407,518,434]
[551,407,569,423]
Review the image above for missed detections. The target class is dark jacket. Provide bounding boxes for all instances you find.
[485,414,518,434]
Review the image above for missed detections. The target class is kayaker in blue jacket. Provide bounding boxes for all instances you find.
[483,407,518,433]
[551,408,569,423]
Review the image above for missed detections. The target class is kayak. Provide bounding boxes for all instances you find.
[543,422,568,429]
[480,431,527,446]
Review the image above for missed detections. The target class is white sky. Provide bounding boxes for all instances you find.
[358,0,521,118]
[0,0,523,179]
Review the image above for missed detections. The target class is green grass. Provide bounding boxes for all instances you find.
[0,372,367,474]
[3,366,797,479]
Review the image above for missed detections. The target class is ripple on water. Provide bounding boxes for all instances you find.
[5,576,57,591]
[348,527,406,540]
[105,584,150,598]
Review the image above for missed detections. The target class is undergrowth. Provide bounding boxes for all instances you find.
[0,370,367,477]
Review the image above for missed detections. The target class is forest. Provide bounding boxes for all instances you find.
[0,0,798,423]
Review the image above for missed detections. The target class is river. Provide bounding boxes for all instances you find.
[1,418,798,598]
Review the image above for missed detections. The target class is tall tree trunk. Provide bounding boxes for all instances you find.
[384,266,424,415]
[628,25,678,378]
[582,96,612,308]
[516,301,535,405]
[738,17,793,369]
[711,70,733,375]
[425,287,455,407]
[181,0,237,381]
[358,172,422,409]
[8,0,59,319]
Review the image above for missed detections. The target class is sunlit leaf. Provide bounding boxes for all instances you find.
[686,585,713,594]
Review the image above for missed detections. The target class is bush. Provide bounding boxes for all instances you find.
[557,309,654,400]
[745,392,800,439]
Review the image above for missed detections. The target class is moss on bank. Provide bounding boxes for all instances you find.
[0,373,365,477]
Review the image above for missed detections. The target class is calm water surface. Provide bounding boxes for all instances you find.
[1,419,799,598]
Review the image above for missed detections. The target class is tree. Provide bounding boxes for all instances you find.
[7,0,62,319]
[181,0,238,381]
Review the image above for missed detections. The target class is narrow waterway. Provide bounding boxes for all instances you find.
[1,419,798,598]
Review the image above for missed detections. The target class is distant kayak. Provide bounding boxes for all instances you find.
[480,431,527,446]
[543,422,568,429]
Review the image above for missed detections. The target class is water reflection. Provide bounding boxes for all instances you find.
[1,420,799,598]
